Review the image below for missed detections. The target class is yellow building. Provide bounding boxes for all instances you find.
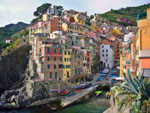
[63,49,72,81]
[74,13,85,25]
[120,54,124,77]
[137,8,150,76]
[138,8,150,51]
[43,14,48,21]
[62,23,85,35]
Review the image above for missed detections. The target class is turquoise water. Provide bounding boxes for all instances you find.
[54,101,108,113]
[0,98,109,113]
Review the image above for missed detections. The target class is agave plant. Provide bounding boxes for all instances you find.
[118,69,150,113]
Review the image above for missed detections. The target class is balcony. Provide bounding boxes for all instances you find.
[139,50,150,58]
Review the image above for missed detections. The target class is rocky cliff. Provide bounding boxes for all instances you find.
[0,45,31,93]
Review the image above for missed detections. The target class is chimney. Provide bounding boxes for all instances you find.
[147,8,150,20]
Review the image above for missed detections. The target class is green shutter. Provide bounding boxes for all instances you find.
[55,72,57,79]
[54,49,57,53]
[48,48,50,53]
[50,73,52,79]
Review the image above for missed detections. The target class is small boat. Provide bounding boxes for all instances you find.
[51,107,56,110]
[95,90,103,96]
[61,90,70,96]
[106,91,111,98]
[67,92,75,97]
[74,89,82,94]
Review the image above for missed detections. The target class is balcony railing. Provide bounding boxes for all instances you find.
[139,50,150,58]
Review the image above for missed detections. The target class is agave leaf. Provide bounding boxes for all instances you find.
[123,70,139,94]
[118,92,134,95]
[136,100,141,110]
[119,98,127,111]
[127,69,139,93]
[122,85,137,94]
[132,101,137,112]
[135,94,141,100]
[123,73,131,85]
[121,82,127,87]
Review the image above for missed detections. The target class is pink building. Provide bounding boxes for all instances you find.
[80,49,92,74]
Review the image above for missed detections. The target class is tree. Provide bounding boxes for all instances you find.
[33,3,51,17]
[90,15,94,20]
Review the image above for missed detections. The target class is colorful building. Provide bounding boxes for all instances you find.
[73,13,86,25]
[138,8,150,77]
[120,33,136,77]
[71,47,83,81]
[63,49,72,81]
[31,35,64,80]
[80,49,92,75]
[48,16,62,33]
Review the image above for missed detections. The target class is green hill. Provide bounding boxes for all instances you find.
[99,3,150,26]
[0,22,28,42]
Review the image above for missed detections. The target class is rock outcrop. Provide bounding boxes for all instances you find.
[0,45,31,92]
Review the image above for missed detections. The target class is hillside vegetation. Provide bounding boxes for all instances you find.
[100,3,150,26]
[0,22,28,42]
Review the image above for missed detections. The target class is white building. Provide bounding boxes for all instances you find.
[100,44,115,69]
[5,39,12,44]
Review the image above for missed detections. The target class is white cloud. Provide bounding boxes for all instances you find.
[0,0,149,27]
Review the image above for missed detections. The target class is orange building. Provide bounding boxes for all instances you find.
[120,34,136,77]
[138,8,150,77]
[48,16,62,33]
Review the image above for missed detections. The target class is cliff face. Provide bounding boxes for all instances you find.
[0,45,31,92]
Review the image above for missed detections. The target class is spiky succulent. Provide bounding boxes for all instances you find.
[118,69,150,112]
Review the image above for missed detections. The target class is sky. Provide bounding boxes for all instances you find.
[0,0,149,27]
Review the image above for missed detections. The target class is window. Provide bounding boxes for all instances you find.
[106,50,108,52]
[102,50,104,52]
[47,48,50,53]
[103,54,104,57]
[50,72,52,79]
[54,56,57,61]
[87,58,89,62]
[54,49,57,53]
[64,58,66,61]
[65,51,67,55]
[47,56,50,61]
[106,59,107,62]
[39,49,41,54]
[67,72,69,78]
[54,64,57,69]
[75,55,77,59]
[102,45,104,48]
[60,56,62,61]
[59,64,63,68]
[60,49,62,53]
[68,52,70,55]
[106,54,108,57]
[55,72,57,79]
[47,64,50,69]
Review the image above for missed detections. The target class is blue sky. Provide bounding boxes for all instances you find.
[0,0,149,27]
